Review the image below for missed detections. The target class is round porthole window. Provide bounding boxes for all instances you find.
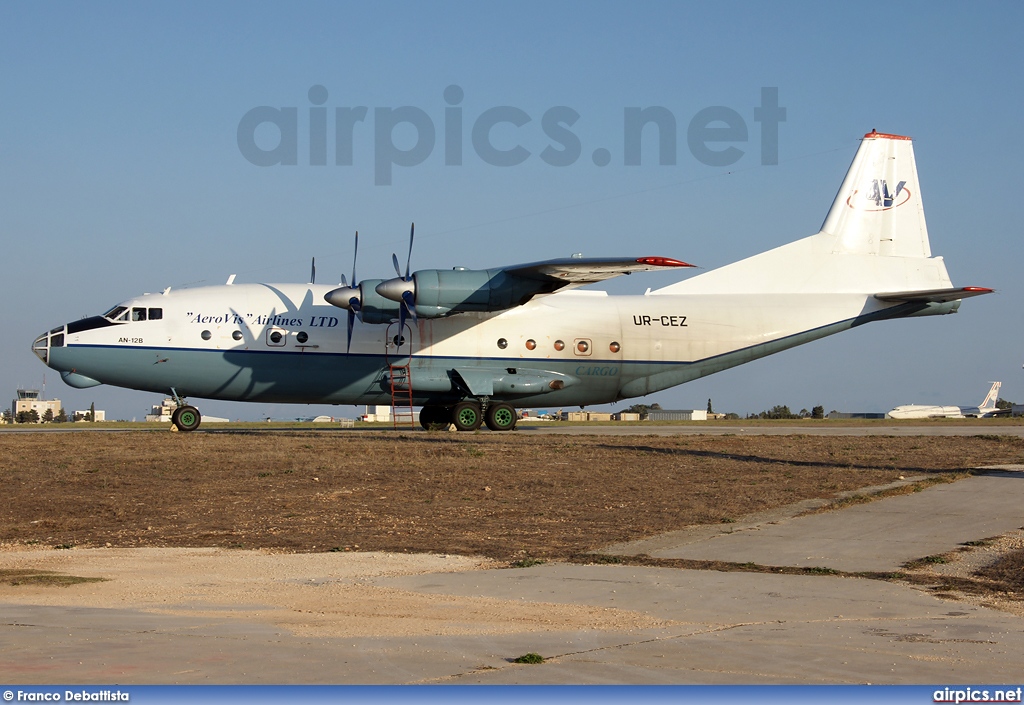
[553,340,565,351]
[576,340,589,353]
[525,339,536,350]
[201,330,212,341]
[296,331,308,344]
[497,338,508,349]
[232,330,243,341]
[609,341,621,353]
[270,331,283,344]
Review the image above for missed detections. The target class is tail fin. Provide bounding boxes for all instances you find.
[653,130,953,296]
[821,130,931,258]
[979,382,1001,411]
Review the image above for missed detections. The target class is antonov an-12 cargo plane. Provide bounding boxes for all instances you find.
[32,131,991,431]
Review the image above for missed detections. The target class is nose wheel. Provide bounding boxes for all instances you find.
[171,405,202,432]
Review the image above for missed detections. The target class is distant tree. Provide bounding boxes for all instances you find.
[17,409,40,424]
[622,402,662,419]
[799,408,810,418]
[706,398,714,414]
[724,413,741,420]
[89,402,96,422]
[996,398,1014,410]
[56,408,68,423]
[757,405,799,420]
[1,409,11,424]
[811,405,825,419]
[41,409,54,423]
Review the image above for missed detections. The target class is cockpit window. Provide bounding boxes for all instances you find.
[149,308,163,320]
[132,307,147,321]
[104,306,128,320]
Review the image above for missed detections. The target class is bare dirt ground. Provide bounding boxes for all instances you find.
[2,431,1023,559]
[2,431,1023,641]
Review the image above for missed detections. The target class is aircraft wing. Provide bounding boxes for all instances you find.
[505,256,694,288]
[874,286,994,304]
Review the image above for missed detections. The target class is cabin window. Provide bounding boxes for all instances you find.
[296,331,308,344]
[50,334,64,348]
[149,308,163,320]
[104,306,130,322]
[609,341,621,353]
[201,330,212,341]
[267,328,287,346]
[574,339,592,356]
[525,339,536,350]
[553,340,565,351]
[132,308,147,321]
[232,330,243,341]
[497,338,508,349]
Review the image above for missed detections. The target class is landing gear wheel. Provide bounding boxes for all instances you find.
[172,405,202,432]
[485,403,517,431]
[451,401,483,431]
[419,404,451,431]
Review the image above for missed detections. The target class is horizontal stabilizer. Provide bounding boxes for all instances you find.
[874,286,994,303]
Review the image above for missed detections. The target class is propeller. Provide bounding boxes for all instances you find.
[309,257,316,284]
[383,223,417,337]
[323,232,362,351]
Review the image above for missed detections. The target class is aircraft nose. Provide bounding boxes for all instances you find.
[32,332,48,363]
[32,325,66,366]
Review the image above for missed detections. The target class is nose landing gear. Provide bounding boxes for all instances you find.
[171,404,202,432]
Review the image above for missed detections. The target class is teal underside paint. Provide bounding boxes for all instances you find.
[46,302,935,407]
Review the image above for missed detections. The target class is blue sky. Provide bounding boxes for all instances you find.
[2,1,1022,420]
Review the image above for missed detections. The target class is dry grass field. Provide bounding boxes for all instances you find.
[3,431,1022,563]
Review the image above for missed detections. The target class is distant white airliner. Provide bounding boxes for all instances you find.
[886,382,1004,419]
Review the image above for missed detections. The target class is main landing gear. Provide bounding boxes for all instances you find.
[419,401,517,432]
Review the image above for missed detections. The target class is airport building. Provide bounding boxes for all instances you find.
[11,389,61,422]
[647,409,708,421]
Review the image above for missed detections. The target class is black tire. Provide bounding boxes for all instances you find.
[172,405,202,432]
[484,402,517,431]
[451,401,483,431]
[419,405,450,431]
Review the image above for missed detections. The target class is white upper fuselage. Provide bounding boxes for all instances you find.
[42,280,911,407]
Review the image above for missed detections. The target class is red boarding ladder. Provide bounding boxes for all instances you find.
[385,322,416,430]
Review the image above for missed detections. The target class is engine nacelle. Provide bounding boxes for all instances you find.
[376,268,558,318]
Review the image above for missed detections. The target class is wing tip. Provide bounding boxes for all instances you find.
[635,256,695,268]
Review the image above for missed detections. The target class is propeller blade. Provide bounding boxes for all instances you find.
[310,257,316,284]
[340,273,347,287]
[392,252,402,279]
[401,290,417,321]
[351,231,358,285]
[346,309,356,352]
[404,222,414,280]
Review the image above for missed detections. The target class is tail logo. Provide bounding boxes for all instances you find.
[846,179,910,211]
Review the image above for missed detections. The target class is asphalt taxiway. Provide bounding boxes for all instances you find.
[2,466,1023,684]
